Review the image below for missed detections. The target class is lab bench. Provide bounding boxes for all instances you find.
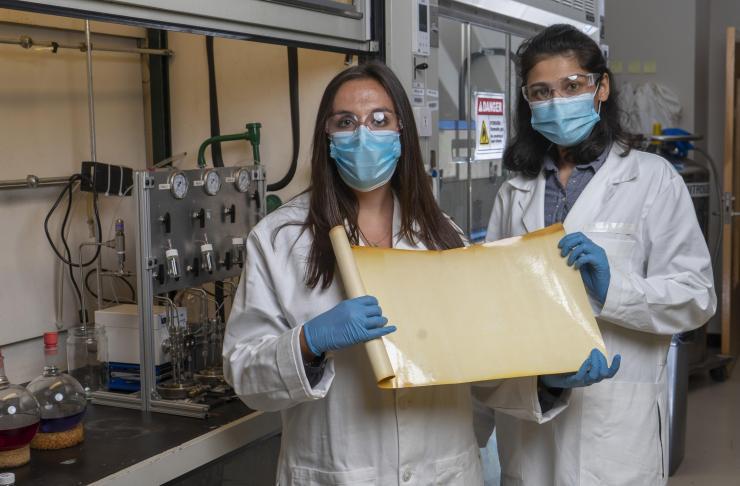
[10,400,282,485]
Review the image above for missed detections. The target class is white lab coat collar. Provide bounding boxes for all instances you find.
[519,177,546,234]
[345,192,411,249]
[512,145,639,233]
[564,146,639,230]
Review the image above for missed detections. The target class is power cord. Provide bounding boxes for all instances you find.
[44,173,103,317]
[84,268,136,304]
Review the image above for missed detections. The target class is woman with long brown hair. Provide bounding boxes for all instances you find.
[223,61,597,485]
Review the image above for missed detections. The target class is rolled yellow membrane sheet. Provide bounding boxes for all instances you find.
[330,224,606,389]
[329,227,395,383]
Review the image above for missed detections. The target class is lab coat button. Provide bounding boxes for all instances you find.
[402,470,412,482]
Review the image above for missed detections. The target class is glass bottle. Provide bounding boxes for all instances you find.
[27,332,87,450]
[66,325,108,396]
[0,350,39,468]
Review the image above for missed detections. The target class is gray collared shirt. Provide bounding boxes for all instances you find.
[544,147,610,226]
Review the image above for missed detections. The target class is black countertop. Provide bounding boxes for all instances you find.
[10,399,254,486]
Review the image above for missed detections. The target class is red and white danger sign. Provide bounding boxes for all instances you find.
[474,92,506,160]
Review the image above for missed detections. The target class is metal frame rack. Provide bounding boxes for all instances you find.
[91,163,266,418]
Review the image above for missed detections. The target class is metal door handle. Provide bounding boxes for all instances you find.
[723,193,740,223]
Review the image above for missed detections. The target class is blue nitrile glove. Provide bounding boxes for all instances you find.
[303,295,397,356]
[540,348,621,389]
[559,232,611,305]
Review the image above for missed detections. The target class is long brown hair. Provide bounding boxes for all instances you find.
[277,61,464,289]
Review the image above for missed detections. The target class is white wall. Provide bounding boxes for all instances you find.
[0,12,147,383]
[606,0,740,183]
[694,1,710,147]
[605,0,698,132]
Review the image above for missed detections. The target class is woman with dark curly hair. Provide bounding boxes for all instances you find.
[487,24,716,486]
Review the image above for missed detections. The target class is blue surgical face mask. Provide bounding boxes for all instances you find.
[329,126,401,192]
[529,88,601,147]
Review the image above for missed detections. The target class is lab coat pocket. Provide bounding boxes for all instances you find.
[581,381,662,484]
[582,223,637,272]
[289,465,377,485]
[433,446,481,485]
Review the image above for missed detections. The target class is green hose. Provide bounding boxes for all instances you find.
[197,122,261,168]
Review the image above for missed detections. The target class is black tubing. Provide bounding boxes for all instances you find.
[267,46,300,191]
[205,39,298,189]
[206,36,224,167]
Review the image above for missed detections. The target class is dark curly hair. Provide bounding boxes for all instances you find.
[504,24,634,178]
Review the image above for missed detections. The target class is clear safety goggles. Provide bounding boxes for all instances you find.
[326,110,402,135]
[522,73,602,103]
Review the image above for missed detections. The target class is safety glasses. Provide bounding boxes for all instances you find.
[522,73,602,103]
[326,110,402,135]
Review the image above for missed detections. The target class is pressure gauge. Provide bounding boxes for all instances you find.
[233,168,251,193]
[169,171,189,199]
[203,169,221,196]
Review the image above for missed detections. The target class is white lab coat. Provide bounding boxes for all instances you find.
[486,147,717,486]
[224,193,567,486]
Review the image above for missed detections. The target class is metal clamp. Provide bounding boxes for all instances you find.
[722,192,740,224]
[145,257,159,270]
[251,167,266,181]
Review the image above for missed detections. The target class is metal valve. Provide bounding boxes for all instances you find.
[223,204,236,224]
[200,234,215,274]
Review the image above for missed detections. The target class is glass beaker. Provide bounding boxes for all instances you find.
[66,326,108,396]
